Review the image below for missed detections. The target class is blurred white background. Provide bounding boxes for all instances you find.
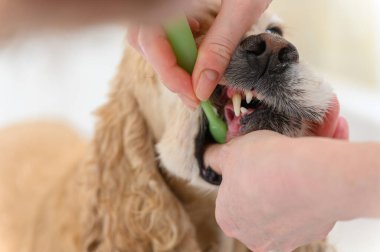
[0,0,379,251]
[0,26,125,136]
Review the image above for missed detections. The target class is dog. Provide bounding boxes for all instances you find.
[0,2,334,252]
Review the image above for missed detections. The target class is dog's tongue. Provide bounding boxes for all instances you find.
[224,104,242,142]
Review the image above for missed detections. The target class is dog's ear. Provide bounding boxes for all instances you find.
[81,55,200,251]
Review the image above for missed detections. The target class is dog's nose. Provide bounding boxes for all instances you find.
[240,33,299,74]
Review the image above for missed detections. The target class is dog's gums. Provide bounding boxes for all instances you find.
[216,86,263,142]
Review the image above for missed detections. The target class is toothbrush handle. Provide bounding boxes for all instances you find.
[164,16,227,144]
[164,16,198,74]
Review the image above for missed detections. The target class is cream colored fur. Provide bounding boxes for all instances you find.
[0,3,331,252]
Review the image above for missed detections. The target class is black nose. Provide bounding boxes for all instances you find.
[240,33,299,74]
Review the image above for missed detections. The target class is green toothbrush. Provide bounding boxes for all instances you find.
[164,16,227,144]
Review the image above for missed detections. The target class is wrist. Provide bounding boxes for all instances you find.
[342,142,380,219]
[296,139,380,221]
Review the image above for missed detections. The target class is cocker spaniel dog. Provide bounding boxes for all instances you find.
[0,1,334,252]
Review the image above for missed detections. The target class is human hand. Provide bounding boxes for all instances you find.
[204,100,350,251]
[127,0,272,109]
[0,0,184,36]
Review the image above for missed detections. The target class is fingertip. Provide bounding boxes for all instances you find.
[329,95,340,117]
[315,95,341,137]
[194,69,220,101]
[127,25,141,53]
[333,117,350,140]
[179,94,199,110]
[204,144,224,174]
[158,65,202,105]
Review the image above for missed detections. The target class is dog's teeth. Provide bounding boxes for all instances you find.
[232,93,242,117]
[245,91,253,104]
[240,107,248,115]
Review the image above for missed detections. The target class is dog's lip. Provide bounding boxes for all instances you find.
[224,103,244,141]
[210,85,263,142]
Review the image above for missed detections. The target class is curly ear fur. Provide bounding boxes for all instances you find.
[81,51,201,252]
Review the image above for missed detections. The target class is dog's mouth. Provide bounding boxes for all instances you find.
[196,84,265,185]
[209,85,264,142]
[195,33,305,185]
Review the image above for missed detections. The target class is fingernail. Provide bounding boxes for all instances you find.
[196,69,219,101]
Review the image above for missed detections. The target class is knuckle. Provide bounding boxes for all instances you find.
[202,36,235,64]
[209,43,231,62]
[283,242,299,252]
[246,232,279,252]
[247,243,270,252]
[159,76,179,93]
[215,209,234,237]
[137,32,147,50]
[317,232,329,241]
[220,143,233,161]
[127,36,139,53]
[215,200,238,238]
[254,244,275,252]
[214,203,224,226]
[127,27,142,52]
[137,30,154,53]
[159,73,188,96]
[126,32,134,45]
[248,246,261,252]
[138,27,163,49]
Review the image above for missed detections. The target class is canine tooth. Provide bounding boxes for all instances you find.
[245,91,253,104]
[232,93,242,117]
[240,107,248,115]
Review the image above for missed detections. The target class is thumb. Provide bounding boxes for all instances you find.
[204,144,226,175]
[193,0,270,101]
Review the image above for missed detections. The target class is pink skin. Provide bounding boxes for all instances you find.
[2,0,270,106]
[129,1,359,250]
[129,1,354,250]
[203,99,356,251]
[192,0,272,101]
[128,2,352,250]
[0,0,186,36]
[2,1,370,250]
[127,0,272,108]
[127,19,201,109]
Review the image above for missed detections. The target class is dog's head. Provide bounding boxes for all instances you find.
[85,7,334,251]
[156,10,333,189]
